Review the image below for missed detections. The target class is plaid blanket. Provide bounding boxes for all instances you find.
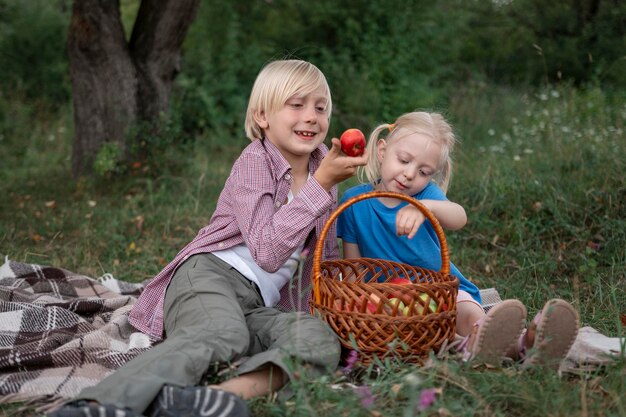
[0,258,153,411]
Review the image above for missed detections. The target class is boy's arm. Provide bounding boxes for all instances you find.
[228,141,365,273]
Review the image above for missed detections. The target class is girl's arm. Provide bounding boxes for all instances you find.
[342,241,361,259]
[421,199,467,230]
[396,199,467,239]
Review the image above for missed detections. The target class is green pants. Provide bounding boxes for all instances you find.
[78,253,341,413]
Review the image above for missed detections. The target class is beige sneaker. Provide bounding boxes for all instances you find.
[459,299,527,366]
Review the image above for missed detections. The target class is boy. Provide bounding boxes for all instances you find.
[49,60,367,417]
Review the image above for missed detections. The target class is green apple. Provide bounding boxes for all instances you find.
[402,305,411,316]
[388,297,407,316]
[414,293,438,315]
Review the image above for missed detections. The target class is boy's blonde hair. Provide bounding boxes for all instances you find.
[245,60,332,141]
[361,111,457,193]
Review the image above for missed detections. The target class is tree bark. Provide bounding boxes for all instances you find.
[67,0,199,177]
[68,0,137,177]
[130,0,200,121]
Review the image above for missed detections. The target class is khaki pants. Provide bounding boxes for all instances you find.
[79,253,341,413]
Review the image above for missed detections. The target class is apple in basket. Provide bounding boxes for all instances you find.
[415,293,438,315]
[354,293,385,314]
[388,297,410,316]
[389,277,412,285]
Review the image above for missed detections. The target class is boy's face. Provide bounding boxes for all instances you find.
[376,130,442,196]
[255,87,330,163]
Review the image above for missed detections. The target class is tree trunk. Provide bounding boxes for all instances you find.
[68,0,199,177]
[130,0,200,121]
[68,0,137,177]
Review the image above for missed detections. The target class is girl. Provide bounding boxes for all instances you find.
[49,60,367,417]
[337,111,579,367]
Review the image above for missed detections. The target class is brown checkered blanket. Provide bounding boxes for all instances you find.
[0,258,153,411]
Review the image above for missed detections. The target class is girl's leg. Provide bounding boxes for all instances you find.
[456,291,486,336]
[457,296,526,366]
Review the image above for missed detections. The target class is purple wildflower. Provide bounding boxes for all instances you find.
[417,388,439,412]
[342,350,358,373]
[353,385,376,408]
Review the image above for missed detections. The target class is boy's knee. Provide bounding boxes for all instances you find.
[209,325,251,358]
[287,313,341,369]
[177,322,251,361]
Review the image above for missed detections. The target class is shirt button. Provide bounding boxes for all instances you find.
[275,202,281,208]
[284,174,291,180]
[218,243,225,248]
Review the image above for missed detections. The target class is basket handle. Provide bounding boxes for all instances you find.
[313,190,450,304]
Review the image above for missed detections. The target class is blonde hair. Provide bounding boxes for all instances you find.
[360,111,457,193]
[244,60,332,141]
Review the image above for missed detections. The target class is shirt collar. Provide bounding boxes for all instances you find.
[261,138,326,177]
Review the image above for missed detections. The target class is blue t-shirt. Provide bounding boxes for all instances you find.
[337,183,481,304]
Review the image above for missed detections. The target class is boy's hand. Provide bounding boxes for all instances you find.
[314,138,368,191]
[396,205,425,239]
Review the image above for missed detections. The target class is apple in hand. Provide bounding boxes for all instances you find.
[340,128,366,157]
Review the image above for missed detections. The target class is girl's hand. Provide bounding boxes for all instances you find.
[314,138,368,191]
[396,205,425,239]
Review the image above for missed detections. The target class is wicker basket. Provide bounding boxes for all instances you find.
[310,191,459,362]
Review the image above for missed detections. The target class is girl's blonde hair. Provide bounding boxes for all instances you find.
[360,111,457,193]
[244,59,332,141]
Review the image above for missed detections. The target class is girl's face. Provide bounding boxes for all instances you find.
[376,130,442,196]
[255,87,330,163]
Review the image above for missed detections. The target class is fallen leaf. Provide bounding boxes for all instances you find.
[45,201,56,208]
[134,215,145,232]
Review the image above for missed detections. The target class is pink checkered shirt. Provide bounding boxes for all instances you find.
[129,139,339,340]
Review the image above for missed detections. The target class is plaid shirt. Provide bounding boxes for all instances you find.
[129,139,339,340]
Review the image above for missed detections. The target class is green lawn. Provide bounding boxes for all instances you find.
[1,84,624,416]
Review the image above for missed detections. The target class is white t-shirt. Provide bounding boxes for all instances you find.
[213,189,304,307]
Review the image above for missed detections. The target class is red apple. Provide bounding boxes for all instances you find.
[388,278,412,306]
[389,277,412,285]
[340,128,366,157]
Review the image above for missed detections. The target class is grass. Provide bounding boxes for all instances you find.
[0,84,625,416]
